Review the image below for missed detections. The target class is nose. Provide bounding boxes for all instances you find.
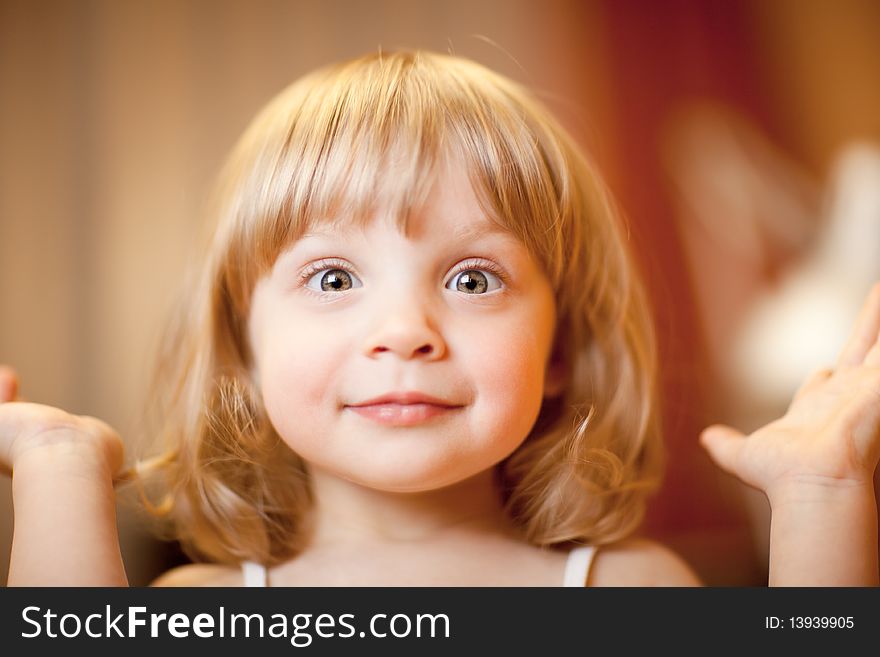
[362,299,446,361]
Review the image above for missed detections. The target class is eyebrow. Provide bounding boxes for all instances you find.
[274,219,525,282]
[448,222,515,242]
[301,220,515,243]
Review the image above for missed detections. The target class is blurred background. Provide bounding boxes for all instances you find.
[2,0,879,586]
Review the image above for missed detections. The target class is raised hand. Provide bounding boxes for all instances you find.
[1,365,128,585]
[700,283,880,585]
[0,366,123,479]
[700,283,880,500]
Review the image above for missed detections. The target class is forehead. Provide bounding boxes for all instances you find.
[293,220,524,278]
[298,153,515,245]
[299,216,518,250]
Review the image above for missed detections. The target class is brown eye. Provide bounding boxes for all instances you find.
[446,269,501,294]
[304,266,362,293]
[319,269,353,291]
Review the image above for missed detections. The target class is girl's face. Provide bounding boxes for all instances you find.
[248,155,561,492]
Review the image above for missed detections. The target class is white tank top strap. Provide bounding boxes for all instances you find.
[241,561,268,587]
[562,545,598,587]
[243,552,595,587]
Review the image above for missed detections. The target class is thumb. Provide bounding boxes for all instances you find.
[0,366,19,403]
[699,424,747,477]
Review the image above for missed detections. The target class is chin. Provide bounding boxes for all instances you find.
[341,463,485,494]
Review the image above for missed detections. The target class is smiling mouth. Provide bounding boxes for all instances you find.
[345,402,463,427]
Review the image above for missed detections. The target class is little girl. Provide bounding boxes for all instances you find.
[2,51,878,586]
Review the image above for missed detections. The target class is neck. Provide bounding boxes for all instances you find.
[304,466,522,549]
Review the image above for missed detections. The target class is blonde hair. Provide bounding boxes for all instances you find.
[141,50,663,565]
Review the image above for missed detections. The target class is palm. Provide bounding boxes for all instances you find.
[0,367,123,476]
[734,368,880,491]
[702,283,880,496]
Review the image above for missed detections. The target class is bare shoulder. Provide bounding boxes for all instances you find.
[590,538,702,587]
[150,563,242,587]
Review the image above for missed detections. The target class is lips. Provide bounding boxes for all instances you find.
[345,391,463,427]
[349,391,459,407]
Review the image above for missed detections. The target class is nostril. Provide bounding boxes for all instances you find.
[369,343,437,357]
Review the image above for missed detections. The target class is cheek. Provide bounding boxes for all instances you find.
[460,311,551,433]
[477,336,544,395]
[257,319,348,443]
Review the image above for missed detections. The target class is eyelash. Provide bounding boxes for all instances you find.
[297,257,509,298]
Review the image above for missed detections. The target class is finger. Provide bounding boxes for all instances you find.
[864,331,880,368]
[792,366,833,403]
[0,365,19,403]
[837,282,880,369]
[699,424,747,477]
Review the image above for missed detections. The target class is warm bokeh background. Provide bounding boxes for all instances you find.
[2,0,879,586]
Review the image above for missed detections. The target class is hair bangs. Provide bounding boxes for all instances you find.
[219,52,575,316]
